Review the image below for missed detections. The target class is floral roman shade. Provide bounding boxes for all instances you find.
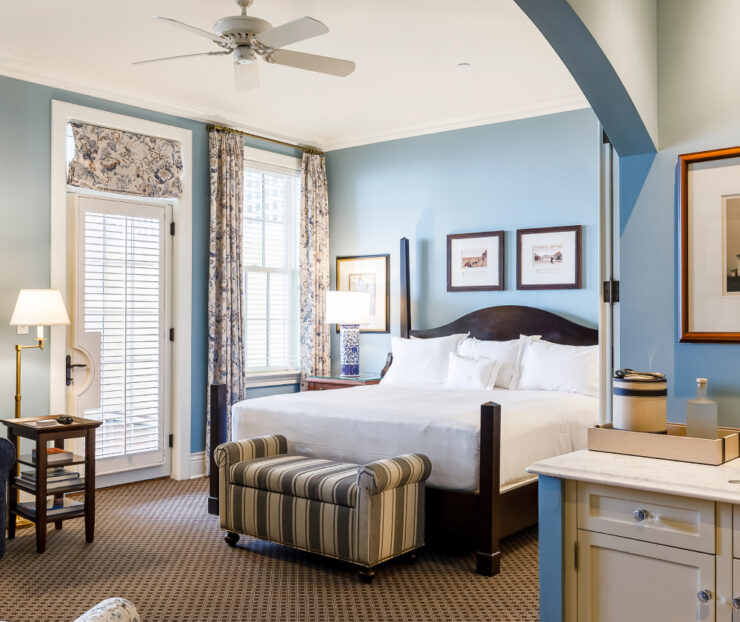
[299,153,331,388]
[67,122,183,198]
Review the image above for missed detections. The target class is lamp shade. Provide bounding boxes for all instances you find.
[10,289,70,326]
[325,291,370,325]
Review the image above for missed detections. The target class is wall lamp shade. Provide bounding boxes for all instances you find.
[10,289,70,327]
[325,291,370,325]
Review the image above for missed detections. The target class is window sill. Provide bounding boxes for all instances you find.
[244,370,301,389]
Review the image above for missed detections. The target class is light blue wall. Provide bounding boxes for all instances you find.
[326,108,601,372]
[0,74,298,453]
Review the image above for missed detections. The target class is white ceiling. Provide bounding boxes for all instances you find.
[0,0,587,150]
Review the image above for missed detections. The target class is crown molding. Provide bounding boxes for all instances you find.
[0,54,589,152]
[0,56,318,148]
[321,93,589,152]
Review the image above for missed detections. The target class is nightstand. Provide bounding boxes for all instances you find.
[306,372,381,391]
[2,415,101,553]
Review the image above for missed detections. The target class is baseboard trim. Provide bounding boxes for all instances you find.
[190,451,206,479]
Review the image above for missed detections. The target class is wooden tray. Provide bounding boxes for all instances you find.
[588,423,740,465]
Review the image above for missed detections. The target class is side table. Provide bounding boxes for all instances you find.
[1,415,101,553]
[305,372,381,391]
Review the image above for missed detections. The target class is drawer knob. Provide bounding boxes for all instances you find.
[697,589,713,604]
[732,597,740,610]
[633,509,649,522]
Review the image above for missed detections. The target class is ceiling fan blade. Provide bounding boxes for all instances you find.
[133,51,231,65]
[235,62,260,91]
[256,17,329,50]
[266,49,355,77]
[152,16,233,46]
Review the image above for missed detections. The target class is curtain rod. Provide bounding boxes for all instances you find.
[206,124,324,155]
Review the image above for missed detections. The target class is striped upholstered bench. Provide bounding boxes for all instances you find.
[214,434,432,582]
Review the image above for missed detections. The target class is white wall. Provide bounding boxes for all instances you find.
[568,0,658,147]
[657,0,740,149]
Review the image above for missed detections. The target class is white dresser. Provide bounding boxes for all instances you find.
[529,449,740,622]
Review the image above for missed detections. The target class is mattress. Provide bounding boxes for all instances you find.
[231,383,599,492]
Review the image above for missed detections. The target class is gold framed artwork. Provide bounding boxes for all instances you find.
[335,254,389,333]
[679,145,740,342]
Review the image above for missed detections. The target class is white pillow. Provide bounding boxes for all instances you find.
[381,333,468,385]
[457,335,540,389]
[443,353,501,390]
[517,340,599,397]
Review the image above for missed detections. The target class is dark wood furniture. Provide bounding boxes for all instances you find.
[208,237,598,577]
[397,237,598,576]
[306,373,381,391]
[2,415,101,553]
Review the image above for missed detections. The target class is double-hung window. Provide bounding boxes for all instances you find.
[242,147,301,375]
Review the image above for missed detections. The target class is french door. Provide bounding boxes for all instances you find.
[66,194,172,482]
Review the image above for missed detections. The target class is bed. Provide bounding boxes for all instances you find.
[208,238,599,576]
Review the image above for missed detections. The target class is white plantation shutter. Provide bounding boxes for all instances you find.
[243,156,300,372]
[77,200,168,466]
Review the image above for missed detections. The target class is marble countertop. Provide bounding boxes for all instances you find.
[528,449,740,504]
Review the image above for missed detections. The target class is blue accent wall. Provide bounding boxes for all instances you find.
[325,108,601,372]
[620,149,740,426]
[538,475,565,622]
[0,74,298,453]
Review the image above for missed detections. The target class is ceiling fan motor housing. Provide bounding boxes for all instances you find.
[214,15,272,44]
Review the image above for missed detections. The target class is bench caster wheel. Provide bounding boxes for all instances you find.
[358,569,376,584]
[225,532,240,547]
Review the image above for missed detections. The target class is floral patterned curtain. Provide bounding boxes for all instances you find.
[206,130,246,465]
[67,122,183,198]
[299,153,331,388]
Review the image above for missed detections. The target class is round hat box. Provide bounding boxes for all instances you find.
[613,370,667,433]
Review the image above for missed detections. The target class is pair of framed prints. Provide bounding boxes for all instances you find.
[446,225,582,292]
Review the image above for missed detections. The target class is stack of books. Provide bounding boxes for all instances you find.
[31,447,73,464]
[17,467,83,491]
[18,497,84,517]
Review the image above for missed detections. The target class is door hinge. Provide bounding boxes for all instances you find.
[574,541,579,571]
[169,328,175,342]
[168,434,174,448]
[603,279,620,304]
[170,222,175,236]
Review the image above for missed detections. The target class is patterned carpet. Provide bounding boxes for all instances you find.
[0,478,539,621]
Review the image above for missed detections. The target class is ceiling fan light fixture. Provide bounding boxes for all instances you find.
[234,47,257,63]
[457,62,472,70]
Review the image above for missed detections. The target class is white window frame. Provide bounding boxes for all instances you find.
[50,101,193,481]
[243,146,302,387]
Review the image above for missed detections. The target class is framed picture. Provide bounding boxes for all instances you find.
[679,146,740,342]
[447,231,505,292]
[517,225,582,290]
[336,254,389,333]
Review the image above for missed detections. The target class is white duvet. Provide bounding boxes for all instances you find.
[231,383,598,492]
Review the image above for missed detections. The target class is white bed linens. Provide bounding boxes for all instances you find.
[231,384,598,492]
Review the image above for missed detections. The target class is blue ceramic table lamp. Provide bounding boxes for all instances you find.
[326,291,370,377]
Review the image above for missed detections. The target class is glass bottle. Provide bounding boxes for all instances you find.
[686,378,718,439]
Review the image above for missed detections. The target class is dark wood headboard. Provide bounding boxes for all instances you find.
[410,305,598,346]
[399,237,597,346]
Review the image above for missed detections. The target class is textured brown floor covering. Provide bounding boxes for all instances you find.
[0,478,538,622]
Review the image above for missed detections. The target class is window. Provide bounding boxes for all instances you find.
[242,148,301,373]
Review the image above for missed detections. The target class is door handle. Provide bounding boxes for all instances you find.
[66,354,88,386]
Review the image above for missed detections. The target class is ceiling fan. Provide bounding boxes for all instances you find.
[134,0,356,91]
